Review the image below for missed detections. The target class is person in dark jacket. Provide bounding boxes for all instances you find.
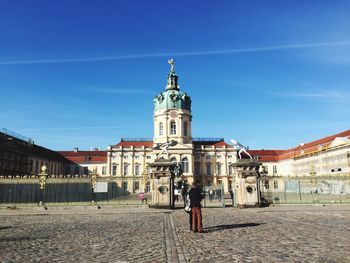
[189,181,203,233]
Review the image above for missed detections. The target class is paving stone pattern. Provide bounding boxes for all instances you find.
[0,206,349,262]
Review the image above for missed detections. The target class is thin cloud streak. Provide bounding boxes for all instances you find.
[20,125,152,132]
[86,87,153,95]
[1,40,350,65]
[271,90,350,99]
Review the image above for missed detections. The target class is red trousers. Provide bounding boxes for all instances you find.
[191,207,203,232]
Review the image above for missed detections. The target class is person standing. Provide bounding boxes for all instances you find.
[189,181,203,233]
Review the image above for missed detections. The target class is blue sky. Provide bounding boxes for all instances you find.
[0,1,349,150]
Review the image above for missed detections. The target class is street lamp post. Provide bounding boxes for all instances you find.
[38,164,47,206]
[90,167,98,204]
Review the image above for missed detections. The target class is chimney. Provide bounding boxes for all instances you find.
[74,148,79,153]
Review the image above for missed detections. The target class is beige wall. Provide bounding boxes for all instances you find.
[261,144,350,177]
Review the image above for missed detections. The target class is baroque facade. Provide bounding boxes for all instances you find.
[106,61,237,194]
[56,61,350,196]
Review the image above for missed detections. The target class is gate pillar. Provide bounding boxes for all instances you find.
[149,159,180,209]
[232,159,261,208]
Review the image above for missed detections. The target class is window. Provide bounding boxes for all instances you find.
[65,166,70,175]
[206,163,211,176]
[170,121,176,135]
[229,165,233,175]
[84,167,89,175]
[159,122,163,136]
[122,181,128,191]
[135,155,140,160]
[135,164,140,175]
[170,157,177,162]
[123,156,128,160]
[102,166,106,175]
[273,180,278,189]
[216,155,221,159]
[133,181,140,192]
[207,180,212,186]
[195,154,201,159]
[181,157,189,173]
[206,155,211,160]
[123,164,129,176]
[183,121,188,136]
[228,155,232,159]
[217,163,221,175]
[74,166,79,175]
[146,156,151,160]
[85,156,91,162]
[146,181,151,192]
[264,180,269,189]
[112,165,117,176]
[195,162,201,176]
[273,165,277,175]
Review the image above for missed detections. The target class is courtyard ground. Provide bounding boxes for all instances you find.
[0,205,349,263]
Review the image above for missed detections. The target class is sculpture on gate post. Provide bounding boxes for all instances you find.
[230,139,252,159]
[174,162,183,178]
[156,140,177,159]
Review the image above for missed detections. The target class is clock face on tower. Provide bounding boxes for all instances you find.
[169,111,178,118]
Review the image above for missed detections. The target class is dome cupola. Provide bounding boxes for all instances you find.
[154,59,191,112]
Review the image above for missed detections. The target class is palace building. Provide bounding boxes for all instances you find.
[105,60,237,194]
[56,60,350,195]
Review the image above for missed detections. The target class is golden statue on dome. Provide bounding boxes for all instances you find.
[168,58,175,72]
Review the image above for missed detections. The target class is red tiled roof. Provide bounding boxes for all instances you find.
[249,129,350,162]
[213,141,230,147]
[247,150,284,162]
[57,151,107,164]
[58,151,107,156]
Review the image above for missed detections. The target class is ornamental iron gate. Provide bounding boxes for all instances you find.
[202,184,225,208]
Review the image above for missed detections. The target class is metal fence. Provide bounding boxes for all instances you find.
[0,177,151,207]
[202,184,226,208]
[260,176,350,205]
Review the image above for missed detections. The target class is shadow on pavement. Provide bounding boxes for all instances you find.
[0,226,13,230]
[204,223,263,233]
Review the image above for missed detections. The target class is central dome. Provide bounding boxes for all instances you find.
[154,61,191,112]
[154,89,191,112]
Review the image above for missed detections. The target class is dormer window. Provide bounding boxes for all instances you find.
[170,121,176,135]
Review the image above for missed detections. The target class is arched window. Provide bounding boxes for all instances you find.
[182,157,189,173]
[170,121,176,135]
[183,121,188,136]
[159,122,163,136]
[170,157,177,163]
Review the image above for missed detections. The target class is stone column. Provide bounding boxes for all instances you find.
[232,159,261,208]
[149,159,177,209]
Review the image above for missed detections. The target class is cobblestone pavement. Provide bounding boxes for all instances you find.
[0,205,349,262]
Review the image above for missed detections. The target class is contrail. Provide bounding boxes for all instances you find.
[0,40,349,65]
[20,125,152,132]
